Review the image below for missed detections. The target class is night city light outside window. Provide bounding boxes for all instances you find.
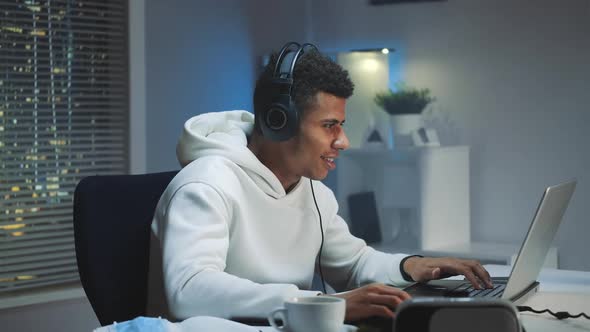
[0,0,128,293]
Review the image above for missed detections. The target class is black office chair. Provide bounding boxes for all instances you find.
[73,171,178,326]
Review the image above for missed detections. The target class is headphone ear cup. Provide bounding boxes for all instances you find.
[260,93,298,141]
[266,103,288,131]
[257,41,317,142]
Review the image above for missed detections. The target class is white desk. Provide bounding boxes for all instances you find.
[485,265,590,332]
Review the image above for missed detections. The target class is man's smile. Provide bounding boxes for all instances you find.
[321,155,337,170]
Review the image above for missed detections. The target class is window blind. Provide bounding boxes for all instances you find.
[0,0,128,293]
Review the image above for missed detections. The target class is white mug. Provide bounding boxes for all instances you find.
[267,296,346,332]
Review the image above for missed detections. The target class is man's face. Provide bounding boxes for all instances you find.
[283,91,350,181]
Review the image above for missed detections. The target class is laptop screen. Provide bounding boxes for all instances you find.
[502,181,576,300]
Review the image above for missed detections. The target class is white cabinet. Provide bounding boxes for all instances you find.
[335,146,560,267]
[336,146,470,252]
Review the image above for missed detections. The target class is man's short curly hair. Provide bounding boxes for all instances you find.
[253,49,354,134]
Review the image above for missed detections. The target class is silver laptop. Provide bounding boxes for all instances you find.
[403,180,576,304]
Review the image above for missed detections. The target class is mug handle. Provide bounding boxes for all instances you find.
[267,307,288,330]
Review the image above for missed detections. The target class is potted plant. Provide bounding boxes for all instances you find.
[374,83,435,136]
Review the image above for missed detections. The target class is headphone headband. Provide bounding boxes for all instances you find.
[288,43,318,78]
[259,41,319,142]
[273,42,300,79]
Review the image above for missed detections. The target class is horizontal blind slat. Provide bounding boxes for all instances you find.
[1,9,126,23]
[0,72,128,80]
[0,219,73,230]
[0,37,126,46]
[1,157,127,168]
[1,257,78,274]
[0,223,72,235]
[2,147,127,155]
[2,243,74,258]
[0,220,73,231]
[1,173,109,184]
[1,127,126,135]
[1,143,127,150]
[0,103,127,108]
[0,249,75,266]
[1,143,126,154]
[0,42,127,53]
[1,216,74,227]
[0,275,80,293]
[0,0,126,10]
[1,4,126,17]
[1,7,126,20]
[0,110,128,115]
[0,79,126,87]
[1,16,126,30]
[1,164,127,176]
[1,24,126,36]
[0,231,74,246]
[2,191,77,203]
[0,264,78,280]
[0,236,72,251]
[0,112,126,119]
[1,51,126,61]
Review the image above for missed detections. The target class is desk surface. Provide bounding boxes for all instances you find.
[261,265,590,332]
[521,293,590,332]
[486,265,590,332]
[484,264,590,294]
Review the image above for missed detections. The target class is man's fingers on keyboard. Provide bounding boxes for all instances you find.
[463,270,483,289]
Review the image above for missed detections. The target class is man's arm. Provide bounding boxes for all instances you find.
[316,213,413,320]
[318,214,492,321]
[318,214,412,290]
[153,183,319,320]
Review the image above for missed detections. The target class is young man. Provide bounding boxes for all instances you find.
[152,44,492,322]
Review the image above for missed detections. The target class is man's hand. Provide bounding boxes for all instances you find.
[327,283,411,321]
[403,256,493,289]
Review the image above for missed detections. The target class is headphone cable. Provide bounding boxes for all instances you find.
[310,179,328,294]
[517,306,590,320]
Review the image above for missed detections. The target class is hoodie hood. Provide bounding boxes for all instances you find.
[176,110,288,198]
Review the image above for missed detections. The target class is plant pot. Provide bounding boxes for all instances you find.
[390,114,423,135]
[389,114,423,149]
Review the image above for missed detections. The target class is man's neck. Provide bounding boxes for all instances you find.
[247,136,300,193]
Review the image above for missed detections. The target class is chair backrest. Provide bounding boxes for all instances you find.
[73,171,178,326]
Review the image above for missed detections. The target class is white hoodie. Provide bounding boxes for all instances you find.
[151,110,410,320]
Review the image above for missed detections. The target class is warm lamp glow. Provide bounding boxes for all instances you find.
[361,58,379,72]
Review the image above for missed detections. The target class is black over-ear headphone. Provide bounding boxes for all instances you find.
[259,42,319,141]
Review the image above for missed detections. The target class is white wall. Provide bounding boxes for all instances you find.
[129,0,147,174]
[146,0,254,172]
[336,52,391,149]
[310,0,590,271]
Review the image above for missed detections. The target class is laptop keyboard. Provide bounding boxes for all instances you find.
[450,283,506,298]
